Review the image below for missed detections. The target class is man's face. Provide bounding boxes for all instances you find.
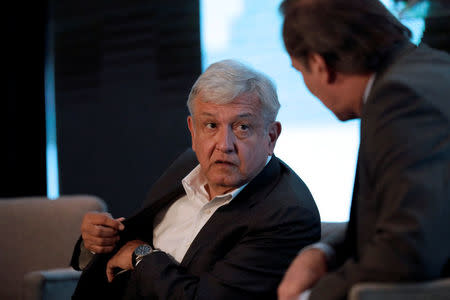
[291,55,357,121]
[187,93,280,198]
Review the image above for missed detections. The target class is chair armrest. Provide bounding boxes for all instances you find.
[349,278,450,300]
[23,268,81,300]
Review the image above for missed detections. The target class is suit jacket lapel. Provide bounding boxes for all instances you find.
[122,183,186,243]
[346,147,360,260]
[121,149,199,242]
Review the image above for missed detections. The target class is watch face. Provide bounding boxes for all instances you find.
[135,244,152,256]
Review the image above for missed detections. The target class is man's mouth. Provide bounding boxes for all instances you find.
[214,160,236,166]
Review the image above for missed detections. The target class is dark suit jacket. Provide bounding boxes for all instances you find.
[310,43,450,300]
[71,149,321,300]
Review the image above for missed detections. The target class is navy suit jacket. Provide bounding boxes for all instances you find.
[71,149,320,299]
[311,43,450,300]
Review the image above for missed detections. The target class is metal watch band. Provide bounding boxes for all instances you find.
[132,244,153,268]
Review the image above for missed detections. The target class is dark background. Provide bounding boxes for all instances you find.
[3,0,201,217]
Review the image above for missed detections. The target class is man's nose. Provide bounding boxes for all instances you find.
[215,127,235,153]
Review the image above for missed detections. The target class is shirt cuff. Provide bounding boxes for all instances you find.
[299,242,336,266]
[298,289,311,300]
[79,241,95,270]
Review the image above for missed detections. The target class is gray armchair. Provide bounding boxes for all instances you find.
[349,278,450,300]
[320,222,450,300]
[0,195,107,300]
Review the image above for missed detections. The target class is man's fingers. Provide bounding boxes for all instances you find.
[80,212,126,255]
[83,235,119,253]
[91,224,121,237]
[81,219,124,239]
[278,254,310,300]
[90,244,116,254]
[278,279,302,300]
[105,242,134,283]
[278,272,302,300]
[115,217,125,231]
[83,212,125,231]
[106,260,115,282]
[94,214,124,230]
[81,227,119,247]
[84,235,119,247]
[278,248,327,300]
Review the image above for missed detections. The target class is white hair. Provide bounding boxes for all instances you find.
[187,59,280,122]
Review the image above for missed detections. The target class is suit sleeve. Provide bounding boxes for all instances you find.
[311,82,450,300]
[70,237,83,270]
[128,207,320,300]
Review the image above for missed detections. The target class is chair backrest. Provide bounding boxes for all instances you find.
[321,221,347,240]
[0,195,107,300]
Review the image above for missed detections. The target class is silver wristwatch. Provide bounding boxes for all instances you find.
[132,244,154,268]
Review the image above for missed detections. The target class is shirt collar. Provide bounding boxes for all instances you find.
[182,156,272,202]
[363,73,376,104]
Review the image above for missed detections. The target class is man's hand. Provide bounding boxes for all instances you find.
[81,212,125,254]
[277,248,328,300]
[106,240,147,282]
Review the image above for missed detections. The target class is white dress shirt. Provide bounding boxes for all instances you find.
[152,164,247,263]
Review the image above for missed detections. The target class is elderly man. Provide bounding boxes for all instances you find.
[71,59,320,300]
[277,1,450,300]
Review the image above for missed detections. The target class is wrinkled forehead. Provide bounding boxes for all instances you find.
[195,90,260,106]
[192,93,262,114]
[191,92,276,129]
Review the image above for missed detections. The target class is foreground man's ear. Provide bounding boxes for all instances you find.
[309,53,336,84]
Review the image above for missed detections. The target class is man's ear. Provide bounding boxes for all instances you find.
[187,116,196,151]
[267,121,282,155]
[309,53,336,84]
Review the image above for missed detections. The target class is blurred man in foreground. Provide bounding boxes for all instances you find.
[277,0,450,300]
